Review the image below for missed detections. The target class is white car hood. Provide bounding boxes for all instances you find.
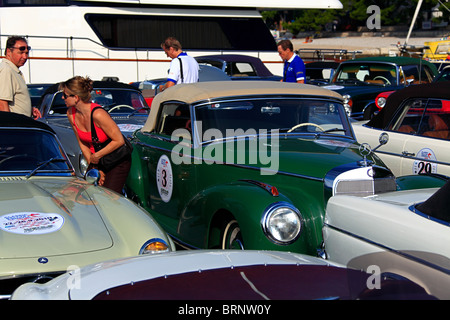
[0,178,112,259]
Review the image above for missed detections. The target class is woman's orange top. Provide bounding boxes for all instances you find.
[72,103,109,153]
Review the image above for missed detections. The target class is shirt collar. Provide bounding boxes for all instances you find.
[287,54,296,63]
[2,58,21,74]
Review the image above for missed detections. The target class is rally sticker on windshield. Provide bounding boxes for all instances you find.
[0,212,64,235]
[156,155,173,203]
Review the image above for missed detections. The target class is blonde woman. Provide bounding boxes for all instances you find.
[61,76,131,193]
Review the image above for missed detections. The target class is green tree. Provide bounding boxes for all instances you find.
[261,0,442,35]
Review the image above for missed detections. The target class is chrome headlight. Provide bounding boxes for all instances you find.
[261,202,302,245]
[79,153,89,176]
[376,96,387,109]
[342,94,352,116]
[139,238,171,254]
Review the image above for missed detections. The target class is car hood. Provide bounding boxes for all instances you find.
[113,117,146,138]
[323,84,395,96]
[0,178,112,259]
[236,136,370,177]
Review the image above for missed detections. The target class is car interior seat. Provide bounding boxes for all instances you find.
[423,114,450,139]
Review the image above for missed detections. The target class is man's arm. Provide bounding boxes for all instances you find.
[0,99,10,112]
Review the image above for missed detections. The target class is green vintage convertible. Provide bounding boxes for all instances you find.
[125,81,445,254]
[0,112,174,297]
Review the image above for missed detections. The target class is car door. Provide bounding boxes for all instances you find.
[144,102,197,234]
[390,98,450,176]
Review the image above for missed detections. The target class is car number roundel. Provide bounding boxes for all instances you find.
[156,155,173,203]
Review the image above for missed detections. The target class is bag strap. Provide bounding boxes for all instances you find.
[178,57,184,83]
[90,106,103,144]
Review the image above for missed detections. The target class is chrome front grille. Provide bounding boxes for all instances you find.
[0,176,25,182]
[334,176,396,197]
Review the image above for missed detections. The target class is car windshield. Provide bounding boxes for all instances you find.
[192,98,350,142]
[47,89,149,116]
[333,63,397,86]
[0,129,71,175]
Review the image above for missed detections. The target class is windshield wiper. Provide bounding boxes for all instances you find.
[315,128,346,138]
[127,106,150,118]
[26,157,68,179]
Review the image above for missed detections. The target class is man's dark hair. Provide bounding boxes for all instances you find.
[5,36,27,55]
[277,39,293,52]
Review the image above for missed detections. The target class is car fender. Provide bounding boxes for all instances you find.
[124,145,148,206]
[88,186,175,254]
[180,180,293,248]
[396,174,448,190]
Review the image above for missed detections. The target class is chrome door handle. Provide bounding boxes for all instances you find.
[402,151,415,157]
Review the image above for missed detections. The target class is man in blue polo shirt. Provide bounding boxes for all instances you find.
[159,37,199,92]
[277,40,305,84]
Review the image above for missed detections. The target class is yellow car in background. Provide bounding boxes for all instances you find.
[424,39,450,62]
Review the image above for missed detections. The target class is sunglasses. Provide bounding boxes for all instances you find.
[9,46,31,52]
[62,92,75,99]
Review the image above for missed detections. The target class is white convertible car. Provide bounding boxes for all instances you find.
[352,81,450,177]
[322,181,450,299]
[11,250,433,300]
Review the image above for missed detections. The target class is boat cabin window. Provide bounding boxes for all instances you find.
[85,14,276,51]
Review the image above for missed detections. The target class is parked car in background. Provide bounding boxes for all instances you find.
[195,54,282,81]
[131,65,231,106]
[353,81,450,178]
[38,81,150,177]
[0,112,174,298]
[124,81,444,256]
[11,250,435,300]
[322,180,450,299]
[433,65,450,82]
[373,90,395,112]
[372,64,450,114]
[305,61,339,85]
[323,57,438,120]
[423,39,450,62]
[27,83,53,109]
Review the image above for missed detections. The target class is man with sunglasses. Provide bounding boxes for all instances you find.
[0,36,41,119]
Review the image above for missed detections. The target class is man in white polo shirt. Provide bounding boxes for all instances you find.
[159,37,199,91]
[0,36,41,118]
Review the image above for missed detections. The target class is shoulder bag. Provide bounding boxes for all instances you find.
[90,106,133,172]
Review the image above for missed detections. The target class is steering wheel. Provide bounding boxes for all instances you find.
[108,105,135,113]
[373,76,391,85]
[287,123,325,133]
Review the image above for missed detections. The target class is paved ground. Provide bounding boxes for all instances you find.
[292,35,445,56]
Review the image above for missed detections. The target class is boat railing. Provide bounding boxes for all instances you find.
[296,48,363,61]
[0,34,166,60]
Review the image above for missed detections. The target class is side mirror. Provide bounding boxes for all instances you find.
[376,132,389,148]
[85,168,100,185]
[371,132,389,153]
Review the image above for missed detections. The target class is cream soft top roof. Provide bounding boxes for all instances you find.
[143,81,343,132]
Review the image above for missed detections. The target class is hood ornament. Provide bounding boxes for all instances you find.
[358,132,389,167]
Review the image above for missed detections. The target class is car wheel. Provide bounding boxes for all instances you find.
[221,220,244,250]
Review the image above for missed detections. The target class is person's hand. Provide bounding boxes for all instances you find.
[90,152,101,164]
[32,107,42,119]
[98,170,106,186]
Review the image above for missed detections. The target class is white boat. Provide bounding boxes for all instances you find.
[0,0,342,84]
